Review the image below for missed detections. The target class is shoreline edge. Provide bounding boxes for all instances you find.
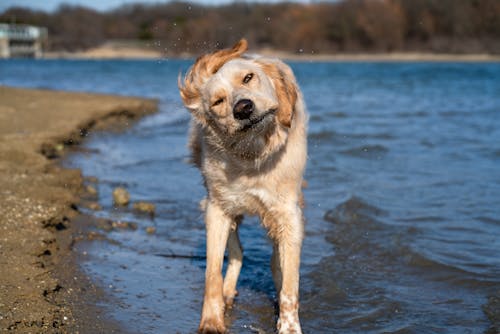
[0,86,158,332]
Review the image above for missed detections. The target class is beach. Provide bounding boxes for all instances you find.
[0,86,157,332]
[42,41,500,62]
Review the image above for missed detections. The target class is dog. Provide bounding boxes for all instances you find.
[179,39,307,334]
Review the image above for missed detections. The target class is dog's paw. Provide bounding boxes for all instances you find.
[198,317,226,334]
[277,316,302,334]
[223,289,238,308]
[223,294,236,308]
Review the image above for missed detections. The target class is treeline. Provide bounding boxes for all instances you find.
[1,0,499,54]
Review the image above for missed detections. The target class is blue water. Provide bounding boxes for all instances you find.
[1,59,499,333]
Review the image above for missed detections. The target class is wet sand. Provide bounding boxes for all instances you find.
[0,86,157,332]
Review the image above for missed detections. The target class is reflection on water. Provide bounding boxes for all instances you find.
[2,59,499,333]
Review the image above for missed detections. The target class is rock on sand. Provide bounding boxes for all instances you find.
[133,201,156,216]
[113,187,130,206]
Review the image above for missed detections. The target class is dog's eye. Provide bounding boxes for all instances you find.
[243,73,254,84]
[212,98,224,107]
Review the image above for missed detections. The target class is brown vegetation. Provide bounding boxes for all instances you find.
[1,0,499,54]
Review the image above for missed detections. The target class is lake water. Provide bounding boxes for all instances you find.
[1,59,499,333]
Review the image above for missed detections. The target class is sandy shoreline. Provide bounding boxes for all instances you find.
[43,44,500,62]
[0,86,157,332]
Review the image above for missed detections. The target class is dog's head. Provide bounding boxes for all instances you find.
[179,39,298,158]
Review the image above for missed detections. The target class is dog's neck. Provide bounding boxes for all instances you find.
[203,122,289,172]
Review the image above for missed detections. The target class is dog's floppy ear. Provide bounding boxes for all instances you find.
[178,39,248,113]
[256,59,298,128]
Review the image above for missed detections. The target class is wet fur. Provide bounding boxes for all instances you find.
[179,39,307,334]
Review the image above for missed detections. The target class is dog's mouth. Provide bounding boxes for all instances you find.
[239,109,276,132]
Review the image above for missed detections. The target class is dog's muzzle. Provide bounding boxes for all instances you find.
[239,108,277,132]
[233,99,255,120]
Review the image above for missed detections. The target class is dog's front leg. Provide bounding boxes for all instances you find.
[275,206,303,334]
[223,223,243,307]
[198,201,231,334]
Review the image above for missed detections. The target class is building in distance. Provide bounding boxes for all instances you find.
[0,24,48,58]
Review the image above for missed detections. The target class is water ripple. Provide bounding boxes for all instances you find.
[339,144,389,158]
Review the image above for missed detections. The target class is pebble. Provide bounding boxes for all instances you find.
[87,231,105,241]
[112,221,138,230]
[86,185,98,196]
[132,201,155,216]
[85,176,98,183]
[94,219,113,232]
[87,202,101,211]
[113,187,130,206]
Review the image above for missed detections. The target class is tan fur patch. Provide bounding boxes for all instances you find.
[256,60,298,128]
[179,39,248,111]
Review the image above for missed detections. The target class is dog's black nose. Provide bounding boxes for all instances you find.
[233,99,254,120]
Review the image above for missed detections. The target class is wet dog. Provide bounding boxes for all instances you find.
[179,39,307,334]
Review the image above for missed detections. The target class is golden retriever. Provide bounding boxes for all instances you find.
[179,39,307,334]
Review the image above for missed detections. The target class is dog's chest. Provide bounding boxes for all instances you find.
[217,179,274,216]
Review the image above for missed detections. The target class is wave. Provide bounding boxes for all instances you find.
[483,294,500,331]
[395,110,430,118]
[399,215,447,223]
[308,130,340,141]
[340,144,389,158]
[477,216,500,226]
[322,196,495,287]
[324,196,386,226]
[439,109,497,117]
[309,129,394,140]
[327,111,349,118]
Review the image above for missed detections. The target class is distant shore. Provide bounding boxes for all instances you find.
[43,43,500,62]
[0,86,157,332]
